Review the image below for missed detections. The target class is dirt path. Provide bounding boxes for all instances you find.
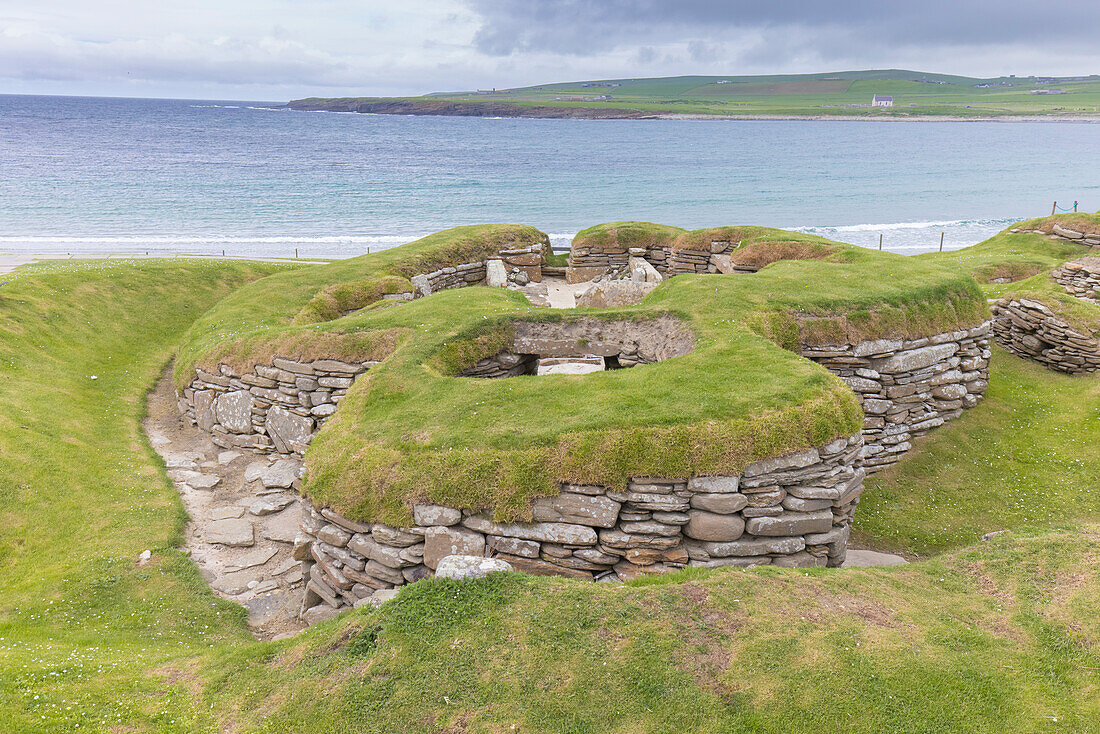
[144,366,307,639]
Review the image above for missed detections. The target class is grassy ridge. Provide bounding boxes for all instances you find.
[290,69,1100,118]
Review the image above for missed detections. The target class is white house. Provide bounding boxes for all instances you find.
[872,95,894,107]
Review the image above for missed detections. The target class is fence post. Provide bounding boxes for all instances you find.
[1074,201,1079,212]
[939,232,944,252]
[1052,201,1057,215]
[878,234,883,251]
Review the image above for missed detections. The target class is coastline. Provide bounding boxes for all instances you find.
[283,99,1100,123]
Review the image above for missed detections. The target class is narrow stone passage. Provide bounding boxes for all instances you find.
[144,365,307,639]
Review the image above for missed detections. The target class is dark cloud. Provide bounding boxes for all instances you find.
[467,0,1100,58]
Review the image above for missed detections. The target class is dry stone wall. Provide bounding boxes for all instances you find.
[1053,258,1100,303]
[179,358,376,457]
[298,433,865,616]
[992,298,1100,373]
[411,244,545,296]
[802,323,992,471]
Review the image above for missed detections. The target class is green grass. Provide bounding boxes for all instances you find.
[196,528,1100,732]
[856,346,1100,554]
[290,69,1100,118]
[0,258,289,732]
[920,225,1091,298]
[175,223,985,526]
[3,253,1100,732]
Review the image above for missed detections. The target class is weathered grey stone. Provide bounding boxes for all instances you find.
[423,526,486,569]
[689,493,748,514]
[435,555,513,581]
[207,518,255,547]
[745,510,833,536]
[687,536,805,558]
[249,495,296,516]
[742,448,819,477]
[462,515,597,545]
[486,258,507,287]
[530,493,620,528]
[215,390,253,433]
[347,533,405,568]
[317,524,351,548]
[487,535,540,558]
[193,389,217,431]
[687,475,740,493]
[371,524,421,547]
[413,504,462,527]
[874,343,957,373]
[574,280,657,308]
[259,459,300,489]
[265,406,314,454]
[684,511,745,542]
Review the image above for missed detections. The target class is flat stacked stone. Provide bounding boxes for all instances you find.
[991,298,1100,374]
[1048,224,1100,247]
[296,433,865,621]
[1052,257,1100,303]
[180,357,377,457]
[802,323,992,471]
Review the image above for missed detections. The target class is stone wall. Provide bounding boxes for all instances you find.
[1008,224,1100,248]
[411,245,545,297]
[991,298,1100,374]
[802,323,992,471]
[1052,257,1100,303]
[298,433,865,615]
[179,358,376,457]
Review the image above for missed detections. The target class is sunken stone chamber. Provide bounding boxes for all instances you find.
[299,433,865,616]
[459,315,694,378]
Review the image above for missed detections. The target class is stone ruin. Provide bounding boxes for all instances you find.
[992,257,1100,374]
[175,230,992,624]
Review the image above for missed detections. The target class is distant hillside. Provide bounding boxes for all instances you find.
[287,69,1100,119]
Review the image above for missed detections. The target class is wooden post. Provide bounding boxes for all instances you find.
[1074,201,1079,212]
[878,233,883,250]
[1052,201,1057,215]
[295,248,298,259]
[939,232,944,252]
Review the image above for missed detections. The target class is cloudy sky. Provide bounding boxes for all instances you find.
[2,0,1098,100]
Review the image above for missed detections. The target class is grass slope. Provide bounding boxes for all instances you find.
[1,255,1099,732]
[197,528,1100,733]
[0,259,289,732]
[291,69,1100,118]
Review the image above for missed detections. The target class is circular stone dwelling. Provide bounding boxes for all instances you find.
[174,222,991,622]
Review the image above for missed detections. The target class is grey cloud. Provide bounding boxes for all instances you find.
[467,0,1100,57]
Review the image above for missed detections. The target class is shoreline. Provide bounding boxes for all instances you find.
[283,100,1100,123]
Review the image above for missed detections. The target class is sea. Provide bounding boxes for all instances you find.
[2,94,1098,259]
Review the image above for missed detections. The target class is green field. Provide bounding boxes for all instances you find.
[3,225,1100,731]
[290,69,1100,118]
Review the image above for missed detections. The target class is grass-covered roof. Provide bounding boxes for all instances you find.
[178,223,987,525]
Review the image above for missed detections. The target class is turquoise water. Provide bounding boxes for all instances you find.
[2,94,1097,257]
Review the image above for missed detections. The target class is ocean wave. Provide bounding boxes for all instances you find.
[796,218,1014,233]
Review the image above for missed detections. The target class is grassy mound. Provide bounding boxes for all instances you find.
[3,257,1099,732]
[195,525,1100,733]
[175,224,986,526]
[920,226,1090,298]
[572,220,686,250]
[1014,212,1100,238]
